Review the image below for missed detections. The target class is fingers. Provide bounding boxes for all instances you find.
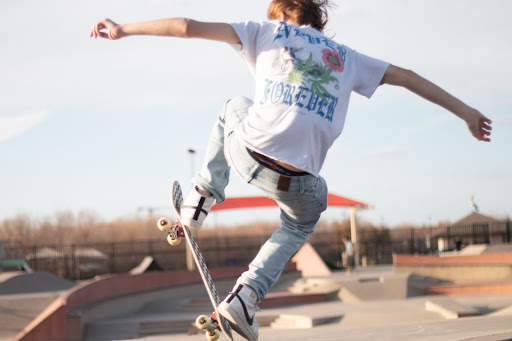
[90,21,105,39]
[481,119,492,132]
[482,124,492,133]
[476,129,491,142]
[466,112,492,142]
[90,19,117,40]
[472,129,490,142]
[479,115,492,142]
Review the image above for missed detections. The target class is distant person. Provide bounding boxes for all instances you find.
[342,235,354,272]
[91,0,492,339]
[454,236,463,251]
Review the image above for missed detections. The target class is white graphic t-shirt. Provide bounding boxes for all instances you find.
[231,21,390,177]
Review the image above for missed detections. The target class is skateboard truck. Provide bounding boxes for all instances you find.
[196,313,221,341]
[157,217,185,246]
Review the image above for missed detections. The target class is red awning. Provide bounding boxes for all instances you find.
[210,193,368,211]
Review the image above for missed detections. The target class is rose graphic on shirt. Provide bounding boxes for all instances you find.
[322,48,344,72]
[288,48,343,101]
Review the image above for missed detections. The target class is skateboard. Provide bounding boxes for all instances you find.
[157,181,234,341]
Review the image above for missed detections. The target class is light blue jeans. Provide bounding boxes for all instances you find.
[193,97,328,301]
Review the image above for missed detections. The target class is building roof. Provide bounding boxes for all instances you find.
[451,212,503,227]
[211,193,368,211]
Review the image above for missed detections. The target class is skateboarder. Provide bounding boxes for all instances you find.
[91,1,492,340]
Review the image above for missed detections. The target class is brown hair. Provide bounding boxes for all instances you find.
[267,0,334,32]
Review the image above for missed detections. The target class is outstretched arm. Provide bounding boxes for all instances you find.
[381,65,492,142]
[90,18,241,45]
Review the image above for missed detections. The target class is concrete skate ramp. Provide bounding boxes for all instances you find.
[0,271,75,295]
[0,292,62,341]
[454,243,512,255]
[457,244,488,255]
[483,244,512,254]
[291,243,331,277]
[338,274,412,302]
[291,271,436,302]
[490,304,512,316]
[15,265,298,341]
[335,273,446,302]
[129,256,163,275]
[394,253,512,282]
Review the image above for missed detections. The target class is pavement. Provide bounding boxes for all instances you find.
[119,317,512,341]
[3,266,512,341]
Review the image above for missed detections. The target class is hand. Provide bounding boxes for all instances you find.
[464,109,492,142]
[90,19,124,40]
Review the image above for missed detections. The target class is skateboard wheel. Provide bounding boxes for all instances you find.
[157,217,171,232]
[167,234,182,246]
[196,315,212,329]
[206,329,220,341]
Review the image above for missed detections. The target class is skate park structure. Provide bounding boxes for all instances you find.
[5,242,512,341]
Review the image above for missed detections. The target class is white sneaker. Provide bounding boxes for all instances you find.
[218,284,260,341]
[180,186,214,230]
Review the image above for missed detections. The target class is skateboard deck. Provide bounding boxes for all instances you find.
[158,181,234,341]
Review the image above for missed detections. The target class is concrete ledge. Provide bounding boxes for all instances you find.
[270,313,342,329]
[425,297,480,319]
[336,273,413,301]
[425,280,512,295]
[260,290,337,309]
[191,290,336,310]
[395,253,512,266]
[490,305,512,317]
[394,253,512,282]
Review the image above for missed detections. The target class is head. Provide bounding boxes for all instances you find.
[267,0,334,32]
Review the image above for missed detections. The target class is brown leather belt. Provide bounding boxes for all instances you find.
[246,148,309,177]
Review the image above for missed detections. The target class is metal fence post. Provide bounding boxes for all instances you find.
[507,219,511,243]
[410,228,415,254]
[72,244,79,280]
[0,242,3,268]
[350,207,359,268]
[446,226,451,250]
[109,243,115,273]
[32,245,38,272]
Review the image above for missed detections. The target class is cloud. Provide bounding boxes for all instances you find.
[0,110,49,143]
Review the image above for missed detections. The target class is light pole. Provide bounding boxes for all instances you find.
[188,148,196,179]
[349,204,373,269]
[350,207,359,269]
[186,148,197,271]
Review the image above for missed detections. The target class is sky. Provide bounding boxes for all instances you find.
[1,0,511,229]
